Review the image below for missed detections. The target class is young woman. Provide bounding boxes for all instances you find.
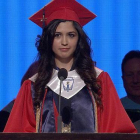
[4,0,137,133]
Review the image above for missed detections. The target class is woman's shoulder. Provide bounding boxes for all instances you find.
[21,78,35,88]
[95,67,112,82]
[28,73,38,82]
[94,67,103,78]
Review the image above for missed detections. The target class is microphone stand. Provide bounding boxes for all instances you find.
[57,68,68,133]
[57,78,63,133]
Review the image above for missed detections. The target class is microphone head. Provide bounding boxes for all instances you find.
[58,68,68,81]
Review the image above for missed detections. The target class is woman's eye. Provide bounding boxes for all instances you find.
[54,33,61,38]
[69,33,75,38]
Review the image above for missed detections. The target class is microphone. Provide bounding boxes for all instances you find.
[57,68,68,133]
[58,68,68,81]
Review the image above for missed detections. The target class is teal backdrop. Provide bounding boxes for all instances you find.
[0,0,140,110]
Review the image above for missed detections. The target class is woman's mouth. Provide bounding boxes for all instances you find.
[60,48,70,52]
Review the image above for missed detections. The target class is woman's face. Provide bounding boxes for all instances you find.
[52,21,78,63]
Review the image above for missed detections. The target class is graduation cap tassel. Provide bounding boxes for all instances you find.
[42,7,46,29]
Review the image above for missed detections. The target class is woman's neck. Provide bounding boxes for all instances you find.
[55,58,74,71]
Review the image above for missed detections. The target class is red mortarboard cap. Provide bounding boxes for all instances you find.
[29,0,97,28]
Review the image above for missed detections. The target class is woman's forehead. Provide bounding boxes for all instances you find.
[55,21,77,32]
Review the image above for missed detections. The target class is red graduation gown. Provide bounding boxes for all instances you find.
[3,71,137,133]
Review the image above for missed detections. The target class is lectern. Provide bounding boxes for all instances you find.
[0,133,140,140]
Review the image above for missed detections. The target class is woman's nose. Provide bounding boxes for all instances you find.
[61,36,68,46]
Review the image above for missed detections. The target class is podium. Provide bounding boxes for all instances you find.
[0,133,140,140]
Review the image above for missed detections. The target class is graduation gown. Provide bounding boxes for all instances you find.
[3,68,137,133]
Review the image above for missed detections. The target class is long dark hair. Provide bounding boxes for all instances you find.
[34,19,101,109]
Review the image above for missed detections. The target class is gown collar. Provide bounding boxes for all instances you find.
[29,67,103,99]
